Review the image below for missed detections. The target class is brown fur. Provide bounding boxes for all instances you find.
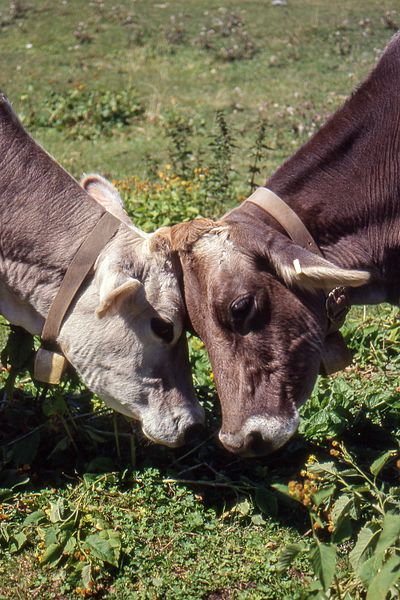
[170,218,218,251]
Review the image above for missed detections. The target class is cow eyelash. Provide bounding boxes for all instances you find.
[151,317,174,343]
[230,295,254,321]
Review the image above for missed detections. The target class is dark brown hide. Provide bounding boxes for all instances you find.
[172,33,400,456]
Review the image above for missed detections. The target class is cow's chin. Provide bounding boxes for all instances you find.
[99,397,205,448]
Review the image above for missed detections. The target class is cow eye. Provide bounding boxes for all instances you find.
[151,317,174,343]
[230,295,253,321]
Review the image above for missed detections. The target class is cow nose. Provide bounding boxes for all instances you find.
[219,430,276,457]
[219,413,299,456]
[183,422,205,445]
[242,431,274,457]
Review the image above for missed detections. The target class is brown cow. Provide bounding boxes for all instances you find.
[170,33,400,456]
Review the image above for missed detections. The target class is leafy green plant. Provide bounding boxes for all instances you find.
[205,110,236,211]
[163,112,195,179]
[274,444,400,598]
[247,120,272,193]
[20,87,144,140]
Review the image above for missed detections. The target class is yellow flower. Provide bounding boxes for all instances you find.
[307,454,317,465]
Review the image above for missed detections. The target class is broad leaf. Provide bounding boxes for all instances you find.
[23,510,46,526]
[41,542,64,566]
[236,500,251,516]
[366,554,400,600]
[310,541,337,592]
[82,563,93,588]
[349,524,380,573]
[332,516,353,544]
[276,543,305,572]
[9,532,27,554]
[332,495,353,525]
[49,498,65,524]
[85,529,121,566]
[370,450,397,477]
[312,486,335,508]
[374,512,400,564]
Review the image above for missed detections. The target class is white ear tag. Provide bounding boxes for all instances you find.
[34,348,67,384]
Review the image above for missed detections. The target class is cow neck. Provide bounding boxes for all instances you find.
[0,94,124,382]
[33,210,121,384]
[0,94,109,320]
[263,39,400,305]
[41,210,121,349]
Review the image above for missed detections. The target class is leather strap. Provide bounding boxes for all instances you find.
[245,187,322,256]
[42,211,121,347]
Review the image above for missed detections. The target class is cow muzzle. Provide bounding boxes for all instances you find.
[141,403,205,448]
[218,412,299,457]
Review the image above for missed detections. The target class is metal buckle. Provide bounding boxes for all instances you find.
[326,286,350,330]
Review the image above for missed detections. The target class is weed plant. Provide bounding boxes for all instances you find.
[20,87,144,141]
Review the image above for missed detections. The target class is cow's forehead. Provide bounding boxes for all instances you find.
[194,229,252,272]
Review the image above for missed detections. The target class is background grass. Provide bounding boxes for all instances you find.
[0,1,399,598]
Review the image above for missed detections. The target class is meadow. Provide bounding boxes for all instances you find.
[0,1,399,598]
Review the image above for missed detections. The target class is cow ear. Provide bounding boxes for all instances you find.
[268,242,370,291]
[95,257,146,318]
[81,173,133,226]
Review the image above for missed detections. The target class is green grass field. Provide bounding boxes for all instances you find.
[0,1,399,598]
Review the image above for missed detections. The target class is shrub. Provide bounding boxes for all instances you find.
[20,87,145,140]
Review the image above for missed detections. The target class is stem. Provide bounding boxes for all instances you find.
[60,414,78,452]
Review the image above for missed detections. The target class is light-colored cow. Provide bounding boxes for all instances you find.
[0,93,204,447]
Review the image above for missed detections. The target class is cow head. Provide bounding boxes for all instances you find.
[171,216,369,456]
[57,175,204,447]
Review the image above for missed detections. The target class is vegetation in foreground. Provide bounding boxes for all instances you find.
[0,1,399,598]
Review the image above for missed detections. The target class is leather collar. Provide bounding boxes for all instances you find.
[34,210,121,384]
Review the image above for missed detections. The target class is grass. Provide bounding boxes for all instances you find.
[1,0,399,181]
[0,1,399,598]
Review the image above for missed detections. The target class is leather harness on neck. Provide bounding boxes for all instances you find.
[34,210,121,384]
[235,187,353,376]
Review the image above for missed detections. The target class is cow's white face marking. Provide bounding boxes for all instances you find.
[219,412,300,456]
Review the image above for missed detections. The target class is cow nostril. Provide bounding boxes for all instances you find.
[183,423,205,445]
[243,431,273,457]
